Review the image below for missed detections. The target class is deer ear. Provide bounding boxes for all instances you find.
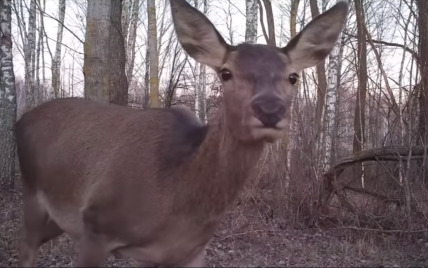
[169,0,229,69]
[282,1,348,72]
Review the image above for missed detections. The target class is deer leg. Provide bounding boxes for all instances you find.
[182,247,206,267]
[19,187,64,267]
[75,234,109,267]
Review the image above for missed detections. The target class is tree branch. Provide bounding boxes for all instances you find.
[343,31,420,66]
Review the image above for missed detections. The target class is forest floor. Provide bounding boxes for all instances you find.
[1,188,427,267]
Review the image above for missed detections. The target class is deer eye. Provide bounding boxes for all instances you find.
[220,69,232,81]
[289,73,299,85]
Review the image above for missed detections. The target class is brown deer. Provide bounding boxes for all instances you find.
[15,0,348,266]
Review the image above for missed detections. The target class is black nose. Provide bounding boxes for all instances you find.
[251,97,286,128]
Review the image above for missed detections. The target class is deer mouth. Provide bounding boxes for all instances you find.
[248,117,287,142]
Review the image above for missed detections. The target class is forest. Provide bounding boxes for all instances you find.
[0,0,428,266]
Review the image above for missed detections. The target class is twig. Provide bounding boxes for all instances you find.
[335,226,428,233]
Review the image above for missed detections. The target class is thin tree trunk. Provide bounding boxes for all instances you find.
[323,0,344,169]
[309,0,327,140]
[285,0,301,201]
[148,0,160,108]
[26,0,37,108]
[258,0,275,46]
[51,0,66,99]
[198,0,208,123]
[353,0,367,184]
[125,0,139,85]
[144,39,150,109]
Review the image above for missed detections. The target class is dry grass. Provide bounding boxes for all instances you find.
[1,186,427,267]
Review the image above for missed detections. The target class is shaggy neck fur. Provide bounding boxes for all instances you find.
[176,106,265,218]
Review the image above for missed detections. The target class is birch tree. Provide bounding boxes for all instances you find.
[51,0,66,99]
[125,0,139,85]
[0,0,18,189]
[84,0,128,105]
[285,0,300,189]
[245,0,258,43]
[148,0,160,108]
[197,0,208,122]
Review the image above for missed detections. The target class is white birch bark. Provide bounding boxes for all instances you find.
[0,0,18,189]
[197,0,208,123]
[125,0,139,84]
[245,0,258,43]
[26,0,37,108]
[121,0,130,42]
[323,0,344,171]
[193,0,200,117]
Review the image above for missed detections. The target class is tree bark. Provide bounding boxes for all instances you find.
[245,0,258,43]
[148,0,160,108]
[26,0,36,108]
[353,0,367,183]
[84,0,128,105]
[125,0,139,85]
[0,0,18,189]
[51,0,66,99]
[309,0,327,139]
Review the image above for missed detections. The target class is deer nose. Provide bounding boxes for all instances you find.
[251,97,286,128]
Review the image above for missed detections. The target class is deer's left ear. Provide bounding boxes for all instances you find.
[170,0,230,69]
[282,1,348,73]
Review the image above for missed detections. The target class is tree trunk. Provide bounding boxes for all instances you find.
[258,0,275,46]
[353,0,367,183]
[26,0,36,108]
[323,0,344,170]
[245,0,258,43]
[0,0,18,189]
[125,0,139,85]
[198,0,208,123]
[148,0,160,108]
[144,40,150,109]
[51,0,66,99]
[309,0,327,139]
[84,0,128,105]
[284,0,301,201]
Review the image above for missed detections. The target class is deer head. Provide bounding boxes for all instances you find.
[170,0,348,143]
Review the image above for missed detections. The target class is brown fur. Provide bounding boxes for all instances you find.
[16,0,348,267]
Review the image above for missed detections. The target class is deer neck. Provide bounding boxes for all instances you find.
[177,107,265,217]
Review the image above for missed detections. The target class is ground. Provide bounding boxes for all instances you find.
[1,189,427,267]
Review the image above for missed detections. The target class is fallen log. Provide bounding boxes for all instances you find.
[309,145,428,226]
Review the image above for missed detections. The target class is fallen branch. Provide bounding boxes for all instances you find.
[310,146,428,225]
[324,146,427,179]
[334,226,428,234]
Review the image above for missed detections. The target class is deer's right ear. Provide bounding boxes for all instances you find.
[282,1,348,73]
[169,0,229,69]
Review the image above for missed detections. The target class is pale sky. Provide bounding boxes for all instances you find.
[10,0,414,102]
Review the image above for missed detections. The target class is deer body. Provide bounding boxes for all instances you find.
[16,0,348,266]
[16,98,262,266]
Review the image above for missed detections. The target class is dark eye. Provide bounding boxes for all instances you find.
[289,73,299,85]
[220,69,232,81]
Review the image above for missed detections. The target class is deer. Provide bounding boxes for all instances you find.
[15,0,348,266]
